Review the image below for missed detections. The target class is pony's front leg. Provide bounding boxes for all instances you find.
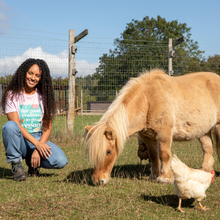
[199,131,214,172]
[157,135,174,184]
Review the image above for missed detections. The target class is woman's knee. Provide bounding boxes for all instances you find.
[2,121,20,135]
[42,151,68,169]
[42,156,68,169]
[46,142,68,168]
[56,155,68,168]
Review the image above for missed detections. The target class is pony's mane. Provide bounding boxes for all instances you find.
[86,69,165,166]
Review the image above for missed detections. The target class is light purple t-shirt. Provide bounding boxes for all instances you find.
[5,89,44,133]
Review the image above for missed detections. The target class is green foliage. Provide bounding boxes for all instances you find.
[52,76,68,86]
[76,76,98,107]
[201,54,220,75]
[90,15,205,101]
[0,74,13,84]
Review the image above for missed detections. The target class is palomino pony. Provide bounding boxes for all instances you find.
[85,69,220,186]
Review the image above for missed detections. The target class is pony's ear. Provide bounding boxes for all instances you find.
[85,125,94,134]
[104,130,115,140]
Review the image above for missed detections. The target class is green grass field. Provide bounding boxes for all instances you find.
[0,115,220,219]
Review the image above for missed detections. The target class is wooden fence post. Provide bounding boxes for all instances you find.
[168,36,185,76]
[168,38,173,76]
[67,29,88,133]
[81,89,83,116]
[67,30,76,132]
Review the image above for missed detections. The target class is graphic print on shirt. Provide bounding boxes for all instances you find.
[19,104,42,133]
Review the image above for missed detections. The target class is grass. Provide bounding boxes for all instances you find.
[52,115,102,137]
[0,115,220,219]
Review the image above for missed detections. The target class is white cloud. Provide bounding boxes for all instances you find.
[76,60,99,77]
[0,47,99,78]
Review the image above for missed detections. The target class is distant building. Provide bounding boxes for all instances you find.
[87,101,112,112]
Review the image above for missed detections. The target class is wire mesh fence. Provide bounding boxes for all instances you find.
[1,33,220,137]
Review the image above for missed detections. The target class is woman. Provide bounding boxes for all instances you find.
[2,58,68,181]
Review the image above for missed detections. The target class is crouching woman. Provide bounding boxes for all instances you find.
[1,58,68,181]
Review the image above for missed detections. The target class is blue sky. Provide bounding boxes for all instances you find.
[2,0,220,50]
[0,0,220,76]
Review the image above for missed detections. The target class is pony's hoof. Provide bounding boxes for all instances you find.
[148,173,157,182]
[156,176,174,184]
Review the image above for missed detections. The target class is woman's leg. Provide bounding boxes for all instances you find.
[2,121,28,181]
[26,133,68,169]
[40,141,68,169]
[2,121,27,163]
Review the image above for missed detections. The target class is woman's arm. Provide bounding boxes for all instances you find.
[7,112,52,158]
[31,121,52,168]
[39,121,52,144]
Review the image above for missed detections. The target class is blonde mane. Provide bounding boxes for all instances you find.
[86,69,165,166]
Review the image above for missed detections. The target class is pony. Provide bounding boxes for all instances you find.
[85,69,220,186]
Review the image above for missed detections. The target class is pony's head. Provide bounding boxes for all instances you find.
[84,76,142,185]
[85,125,121,185]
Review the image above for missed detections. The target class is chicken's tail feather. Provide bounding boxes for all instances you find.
[171,154,189,181]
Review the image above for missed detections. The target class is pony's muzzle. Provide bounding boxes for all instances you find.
[92,174,111,186]
[92,178,105,186]
[99,179,105,185]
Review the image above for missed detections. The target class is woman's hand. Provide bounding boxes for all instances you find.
[31,149,41,168]
[7,112,53,159]
[7,112,52,159]
[35,142,52,159]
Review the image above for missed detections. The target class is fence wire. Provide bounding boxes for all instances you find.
[1,34,220,137]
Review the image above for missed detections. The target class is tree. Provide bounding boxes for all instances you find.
[0,74,13,84]
[201,54,220,75]
[76,75,99,109]
[93,15,204,100]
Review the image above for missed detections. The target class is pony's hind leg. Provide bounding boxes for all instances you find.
[199,131,214,172]
[138,134,160,180]
[215,124,220,161]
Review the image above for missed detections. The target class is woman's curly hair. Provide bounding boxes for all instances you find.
[2,58,56,130]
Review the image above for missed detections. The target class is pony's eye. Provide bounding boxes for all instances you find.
[107,150,112,155]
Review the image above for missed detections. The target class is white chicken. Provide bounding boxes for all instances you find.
[171,154,215,212]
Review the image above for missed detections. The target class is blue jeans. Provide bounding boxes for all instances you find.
[2,121,68,169]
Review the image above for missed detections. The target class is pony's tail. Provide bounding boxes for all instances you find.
[214,125,220,161]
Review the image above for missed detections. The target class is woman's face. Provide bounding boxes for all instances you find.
[25,64,42,90]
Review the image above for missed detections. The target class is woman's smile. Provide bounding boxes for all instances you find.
[24,64,42,94]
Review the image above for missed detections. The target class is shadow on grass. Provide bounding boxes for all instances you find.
[63,163,151,186]
[0,167,12,178]
[215,171,220,176]
[63,168,94,186]
[141,194,194,210]
[0,167,58,179]
[37,173,59,177]
[111,163,151,179]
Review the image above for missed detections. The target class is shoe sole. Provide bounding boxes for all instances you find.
[13,175,27,181]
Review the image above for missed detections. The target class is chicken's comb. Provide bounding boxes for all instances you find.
[211,170,215,174]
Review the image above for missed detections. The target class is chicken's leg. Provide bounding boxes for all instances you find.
[177,197,185,212]
[138,159,142,170]
[198,201,210,211]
